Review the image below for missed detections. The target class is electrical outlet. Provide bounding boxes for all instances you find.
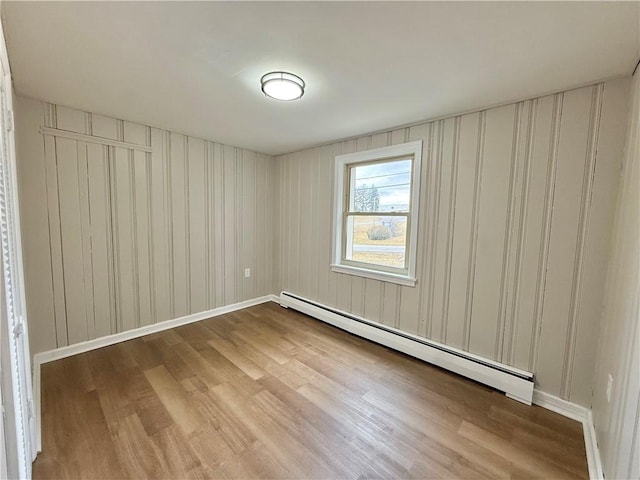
[606,374,613,403]
[244,268,251,278]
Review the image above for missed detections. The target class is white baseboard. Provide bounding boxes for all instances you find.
[532,389,603,479]
[280,291,534,404]
[583,410,604,480]
[33,294,279,366]
[532,389,590,422]
[32,294,279,454]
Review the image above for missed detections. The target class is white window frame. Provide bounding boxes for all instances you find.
[331,140,422,287]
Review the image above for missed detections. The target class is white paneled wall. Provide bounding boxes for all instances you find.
[16,97,277,355]
[592,71,640,479]
[14,78,631,407]
[276,79,630,405]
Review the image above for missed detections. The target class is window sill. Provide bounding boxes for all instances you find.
[330,264,417,287]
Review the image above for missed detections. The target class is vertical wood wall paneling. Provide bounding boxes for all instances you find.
[112,146,139,332]
[305,147,316,303]
[463,110,486,353]
[129,146,142,329]
[281,152,289,294]
[445,113,479,350]
[256,153,266,298]
[16,98,56,354]
[212,143,224,308]
[76,141,96,340]
[504,100,535,366]
[317,145,333,307]
[298,149,312,300]
[510,97,548,370]
[188,137,207,313]
[265,152,273,298]
[57,137,88,344]
[274,80,628,405]
[262,153,272,298]
[560,84,603,399]
[424,121,438,338]
[402,122,430,337]
[528,93,562,373]
[43,133,68,347]
[270,152,280,297]
[573,79,631,406]
[308,148,320,302]
[234,147,241,303]
[431,118,456,343]
[468,105,515,361]
[589,74,636,478]
[222,144,236,306]
[270,152,280,296]
[163,131,175,319]
[184,137,192,313]
[149,127,170,323]
[494,103,523,360]
[242,149,256,302]
[265,151,273,298]
[170,134,188,316]
[494,104,522,362]
[204,141,212,309]
[279,153,288,295]
[16,78,629,406]
[19,98,277,355]
[536,86,594,398]
[86,143,116,337]
[129,123,153,328]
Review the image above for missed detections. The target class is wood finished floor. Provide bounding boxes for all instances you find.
[34,303,588,479]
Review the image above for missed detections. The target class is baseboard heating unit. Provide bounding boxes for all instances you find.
[279,291,534,405]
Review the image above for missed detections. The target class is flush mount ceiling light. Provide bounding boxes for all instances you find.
[260,71,305,101]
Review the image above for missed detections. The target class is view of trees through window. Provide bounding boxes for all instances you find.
[346,158,412,269]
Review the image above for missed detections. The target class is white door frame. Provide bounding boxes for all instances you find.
[0,15,36,479]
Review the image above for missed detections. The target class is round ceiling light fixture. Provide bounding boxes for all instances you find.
[260,71,305,101]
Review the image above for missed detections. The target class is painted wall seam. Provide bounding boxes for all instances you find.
[145,130,156,324]
[463,110,486,351]
[165,132,175,318]
[561,83,605,399]
[441,116,461,343]
[507,99,537,365]
[530,93,563,372]
[496,103,522,360]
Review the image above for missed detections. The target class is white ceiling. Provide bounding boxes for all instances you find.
[2,2,639,156]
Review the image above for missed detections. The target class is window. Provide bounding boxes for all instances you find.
[332,141,422,287]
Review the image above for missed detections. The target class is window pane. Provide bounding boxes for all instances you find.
[345,215,407,269]
[350,159,412,212]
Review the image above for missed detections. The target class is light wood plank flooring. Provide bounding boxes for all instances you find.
[34,302,588,479]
